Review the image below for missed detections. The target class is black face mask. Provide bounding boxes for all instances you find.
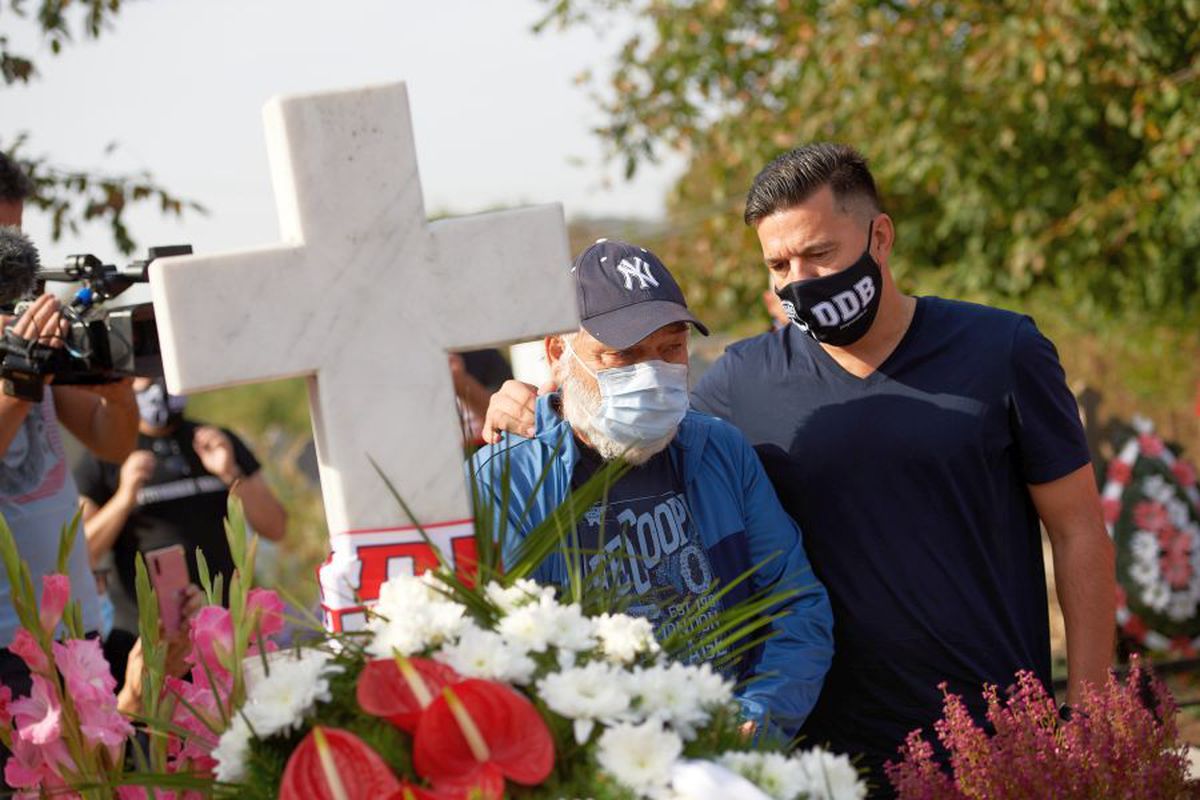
[775,221,882,347]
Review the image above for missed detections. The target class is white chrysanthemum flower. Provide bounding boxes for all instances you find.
[627,662,733,738]
[594,612,660,664]
[373,573,443,619]
[241,649,342,738]
[212,714,252,783]
[719,751,766,777]
[497,598,596,654]
[484,579,556,614]
[749,754,802,799]
[792,748,866,800]
[686,662,735,707]
[495,601,551,651]
[542,601,598,652]
[434,624,537,685]
[597,719,683,796]
[537,661,633,743]
[671,759,773,800]
[719,750,866,800]
[367,590,468,659]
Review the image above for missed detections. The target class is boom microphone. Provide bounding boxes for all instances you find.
[0,226,39,305]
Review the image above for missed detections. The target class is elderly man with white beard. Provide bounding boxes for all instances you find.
[470,239,833,737]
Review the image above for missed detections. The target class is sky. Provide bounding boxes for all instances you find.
[4,0,681,269]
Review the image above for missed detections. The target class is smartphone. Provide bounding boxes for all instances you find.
[145,544,189,636]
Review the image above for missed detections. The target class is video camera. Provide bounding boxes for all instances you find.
[0,241,189,402]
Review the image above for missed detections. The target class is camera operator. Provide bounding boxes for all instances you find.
[0,153,138,698]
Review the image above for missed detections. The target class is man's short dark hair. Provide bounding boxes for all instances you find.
[744,143,880,227]
[0,152,33,203]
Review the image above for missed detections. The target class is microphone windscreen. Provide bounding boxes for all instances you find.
[0,226,39,304]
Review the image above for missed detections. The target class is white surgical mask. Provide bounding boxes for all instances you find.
[566,340,690,449]
[136,380,188,428]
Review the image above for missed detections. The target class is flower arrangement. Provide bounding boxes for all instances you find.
[204,568,864,799]
[884,658,1192,799]
[1101,418,1200,655]
[0,500,866,799]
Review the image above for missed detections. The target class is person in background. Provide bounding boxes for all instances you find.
[115,583,205,716]
[75,377,287,685]
[450,349,514,446]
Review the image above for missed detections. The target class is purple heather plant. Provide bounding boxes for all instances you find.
[885,657,1192,799]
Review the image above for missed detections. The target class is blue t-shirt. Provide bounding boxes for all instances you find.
[691,296,1090,775]
[570,440,725,663]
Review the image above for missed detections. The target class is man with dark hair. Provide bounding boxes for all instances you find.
[0,151,34,228]
[483,144,1114,796]
[698,143,1114,793]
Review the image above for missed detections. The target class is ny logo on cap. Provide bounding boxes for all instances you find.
[616,256,660,291]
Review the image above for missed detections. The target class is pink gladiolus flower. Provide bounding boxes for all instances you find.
[9,674,63,745]
[9,628,49,674]
[53,638,117,704]
[164,676,221,773]
[247,588,286,638]
[188,606,235,678]
[49,638,131,749]
[78,694,134,749]
[4,735,73,797]
[37,574,70,633]
[0,683,12,727]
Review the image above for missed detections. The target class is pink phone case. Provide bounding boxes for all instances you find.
[146,545,189,635]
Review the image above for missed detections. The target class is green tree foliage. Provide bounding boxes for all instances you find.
[539,0,1200,331]
[2,0,202,253]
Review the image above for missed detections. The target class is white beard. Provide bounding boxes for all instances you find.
[557,355,677,466]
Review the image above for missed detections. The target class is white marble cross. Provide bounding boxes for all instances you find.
[150,83,577,630]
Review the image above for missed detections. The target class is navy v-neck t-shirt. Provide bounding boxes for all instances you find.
[691,296,1090,776]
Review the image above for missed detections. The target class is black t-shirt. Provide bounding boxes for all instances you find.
[569,439,725,663]
[461,349,513,391]
[691,297,1090,774]
[75,420,261,632]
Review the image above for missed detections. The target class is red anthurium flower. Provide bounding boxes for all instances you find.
[384,784,444,800]
[413,680,554,788]
[280,726,402,800]
[385,768,504,800]
[431,763,505,800]
[358,656,463,732]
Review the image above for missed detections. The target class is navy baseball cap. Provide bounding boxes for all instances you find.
[571,239,709,350]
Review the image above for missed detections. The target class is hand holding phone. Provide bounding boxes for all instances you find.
[145,544,190,636]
